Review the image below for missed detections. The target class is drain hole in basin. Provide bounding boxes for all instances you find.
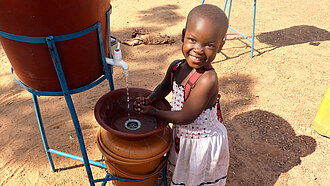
[124,119,141,130]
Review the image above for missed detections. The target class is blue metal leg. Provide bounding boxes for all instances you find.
[32,94,56,172]
[105,10,115,91]
[225,0,233,41]
[46,36,95,186]
[223,0,228,10]
[163,164,168,186]
[251,0,256,58]
[63,91,94,185]
[97,22,114,91]
[101,174,109,186]
[226,0,233,24]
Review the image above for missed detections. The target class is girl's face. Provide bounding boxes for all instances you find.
[182,17,224,69]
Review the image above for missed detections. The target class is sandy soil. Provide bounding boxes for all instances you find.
[1,0,329,185]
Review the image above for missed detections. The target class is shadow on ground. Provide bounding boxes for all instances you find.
[226,110,316,185]
[257,25,330,47]
[218,74,317,185]
[138,5,184,26]
[253,25,330,56]
[115,4,184,42]
[214,25,330,61]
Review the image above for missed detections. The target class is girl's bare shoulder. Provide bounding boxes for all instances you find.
[199,69,218,84]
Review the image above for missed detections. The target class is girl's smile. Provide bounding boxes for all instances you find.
[182,17,224,69]
[189,54,205,64]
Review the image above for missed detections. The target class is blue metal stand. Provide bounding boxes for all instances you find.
[202,0,257,58]
[2,19,113,186]
[1,7,168,186]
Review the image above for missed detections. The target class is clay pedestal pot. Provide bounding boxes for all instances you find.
[97,127,172,186]
[94,88,172,186]
[0,0,110,91]
[97,127,172,174]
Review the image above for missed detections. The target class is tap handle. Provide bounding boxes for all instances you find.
[116,42,121,49]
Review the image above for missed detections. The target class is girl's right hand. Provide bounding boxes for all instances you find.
[134,97,151,106]
[133,97,156,115]
[134,104,157,115]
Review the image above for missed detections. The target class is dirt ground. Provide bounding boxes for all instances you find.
[0,0,329,185]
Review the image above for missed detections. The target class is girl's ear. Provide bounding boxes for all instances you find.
[217,40,226,53]
[181,28,186,42]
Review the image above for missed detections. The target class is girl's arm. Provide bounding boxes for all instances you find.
[138,70,219,125]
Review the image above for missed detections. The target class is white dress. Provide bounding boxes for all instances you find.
[168,80,229,186]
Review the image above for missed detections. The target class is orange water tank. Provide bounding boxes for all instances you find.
[0,0,110,91]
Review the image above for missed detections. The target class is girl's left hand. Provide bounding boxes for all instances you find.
[134,104,156,115]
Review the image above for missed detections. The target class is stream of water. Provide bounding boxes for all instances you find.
[126,75,130,118]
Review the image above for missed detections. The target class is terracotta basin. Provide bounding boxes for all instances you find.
[96,127,172,175]
[97,127,171,161]
[97,127,171,186]
[94,88,171,139]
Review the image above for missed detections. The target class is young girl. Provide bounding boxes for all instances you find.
[134,4,229,186]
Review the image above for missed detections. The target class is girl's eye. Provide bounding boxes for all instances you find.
[188,38,196,42]
[206,43,215,48]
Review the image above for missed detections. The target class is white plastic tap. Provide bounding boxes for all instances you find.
[106,42,129,76]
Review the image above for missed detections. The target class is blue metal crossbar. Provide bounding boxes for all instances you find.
[202,0,256,58]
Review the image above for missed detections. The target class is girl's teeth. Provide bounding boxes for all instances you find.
[191,56,201,60]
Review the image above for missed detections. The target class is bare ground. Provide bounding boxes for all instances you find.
[0,0,329,185]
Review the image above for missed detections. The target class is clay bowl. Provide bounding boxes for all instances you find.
[94,88,171,140]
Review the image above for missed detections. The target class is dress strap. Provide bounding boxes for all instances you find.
[184,64,214,101]
[170,59,185,90]
[216,94,223,122]
[184,64,224,122]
